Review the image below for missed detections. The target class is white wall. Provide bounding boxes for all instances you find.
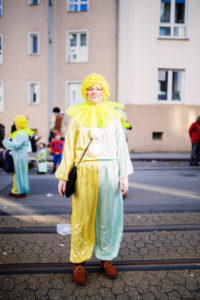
[118,0,200,106]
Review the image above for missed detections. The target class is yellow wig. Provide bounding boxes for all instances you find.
[81,73,110,101]
[14,115,28,129]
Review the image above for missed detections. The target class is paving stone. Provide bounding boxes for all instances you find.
[142,292,156,300]
[98,287,115,299]
[186,278,200,292]
[161,278,174,293]
[124,286,141,299]
[111,278,125,295]
[149,286,168,300]
[168,291,181,300]
[48,288,62,299]
[116,293,129,300]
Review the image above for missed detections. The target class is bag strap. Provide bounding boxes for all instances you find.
[77,138,93,168]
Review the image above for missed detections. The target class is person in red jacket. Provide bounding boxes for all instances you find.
[50,131,64,173]
[189,116,200,166]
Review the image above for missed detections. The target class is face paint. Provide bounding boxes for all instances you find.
[86,85,104,105]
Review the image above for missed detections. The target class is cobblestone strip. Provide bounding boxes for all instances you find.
[1,212,200,227]
[1,230,200,264]
[0,270,200,299]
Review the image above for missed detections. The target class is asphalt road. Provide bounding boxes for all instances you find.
[0,161,200,216]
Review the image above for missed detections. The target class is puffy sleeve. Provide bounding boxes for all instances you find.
[3,133,28,151]
[55,119,78,181]
[116,119,133,178]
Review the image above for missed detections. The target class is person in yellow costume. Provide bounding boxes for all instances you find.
[3,116,30,198]
[56,73,133,285]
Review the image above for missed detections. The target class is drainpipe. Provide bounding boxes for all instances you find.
[47,0,53,139]
[114,0,118,101]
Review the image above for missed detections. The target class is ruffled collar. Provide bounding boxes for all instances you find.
[66,101,123,128]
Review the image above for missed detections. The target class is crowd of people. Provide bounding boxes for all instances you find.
[0,110,67,198]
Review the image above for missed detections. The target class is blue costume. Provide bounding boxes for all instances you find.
[3,131,30,194]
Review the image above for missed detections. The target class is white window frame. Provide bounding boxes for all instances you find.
[29,0,40,5]
[0,33,3,64]
[0,0,2,16]
[67,0,89,12]
[157,69,185,104]
[0,82,3,112]
[28,82,40,105]
[28,32,40,55]
[158,0,189,39]
[66,81,84,107]
[66,30,89,63]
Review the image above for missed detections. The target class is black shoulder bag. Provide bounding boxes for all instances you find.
[65,138,93,198]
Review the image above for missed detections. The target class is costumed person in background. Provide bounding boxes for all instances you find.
[50,131,64,173]
[105,102,132,140]
[3,115,30,198]
[56,73,133,285]
[189,115,200,166]
[10,117,37,153]
[37,142,48,174]
[48,107,68,144]
[118,109,132,141]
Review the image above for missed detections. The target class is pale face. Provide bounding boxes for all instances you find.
[86,84,104,105]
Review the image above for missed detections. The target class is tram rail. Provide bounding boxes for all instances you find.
[1,259,200,275]
[0,224,200,234]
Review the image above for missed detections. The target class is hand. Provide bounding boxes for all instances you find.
[120,176,128,196]
[58,180,66,197]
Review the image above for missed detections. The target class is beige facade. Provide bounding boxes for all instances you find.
[0,0,49,138]
[0,0,116,141]
[1,0,200,152]
[53,0,116,111]
[118,0,200,152]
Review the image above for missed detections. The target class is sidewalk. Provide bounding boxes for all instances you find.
[130,152,190,161]
[30,152,191,162]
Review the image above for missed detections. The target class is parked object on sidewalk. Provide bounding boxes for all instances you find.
[56,224,72,235]
[3,115,30,197]
[189,116,200,166]
[56,73,133,285]
[37,142,48,174]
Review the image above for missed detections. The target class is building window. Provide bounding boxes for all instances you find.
[159,0,187,38]
[0,0,2,16]
[29,0,39,5]
[67,31,88,63]
[29,82,40,105]
[158,69,184,103]
[67,0,89,12]
[152,132,163,140]
[66,82,84,106]
[29,33,40,55]
[0,34,2,64]
[0,82,3,112]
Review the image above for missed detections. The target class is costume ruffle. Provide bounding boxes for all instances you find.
[66,101,123,128]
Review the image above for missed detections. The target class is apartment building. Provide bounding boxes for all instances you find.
[1,0,200,152]
[0,0,49,138]
[0,0,116,140]
[118,0,200,152]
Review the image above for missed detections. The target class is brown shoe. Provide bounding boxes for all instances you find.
[73,265,87,285]
[15,194,26,198]
[101,261,118,279]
